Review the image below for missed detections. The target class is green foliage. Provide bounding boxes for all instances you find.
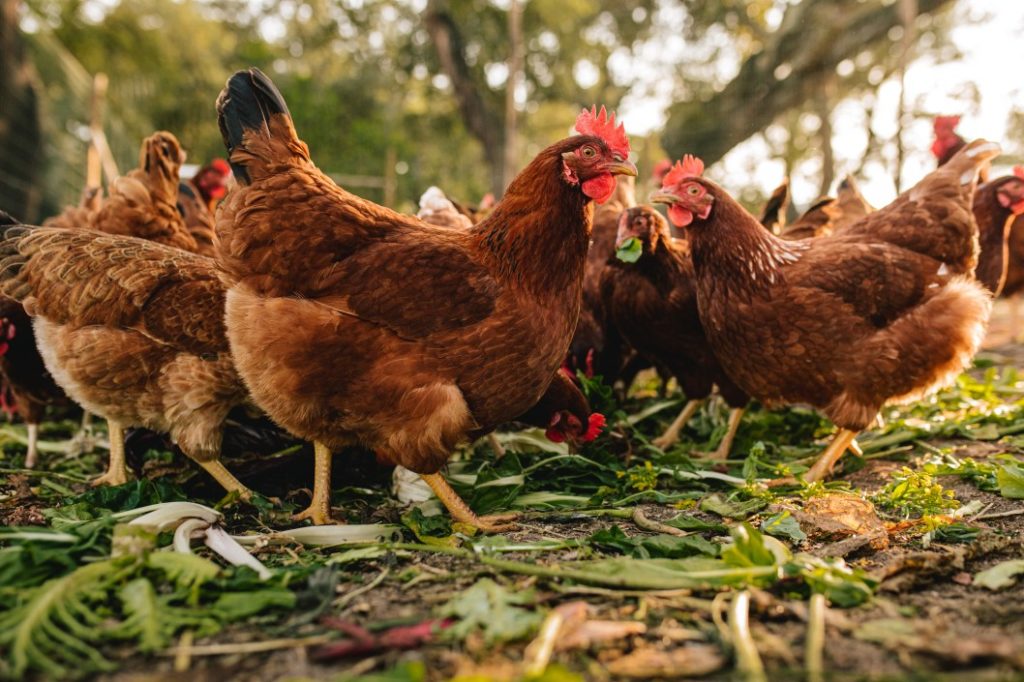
[700,493,768,520]
[870,467,960,518]
[996,460,1024,499]
[760,511,806,543]
[587,525,719,559]
[440,578,543,645]
[974,560,1024,591]
[615,237,642,263]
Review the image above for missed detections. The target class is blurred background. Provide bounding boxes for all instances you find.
[1,0,1022,223]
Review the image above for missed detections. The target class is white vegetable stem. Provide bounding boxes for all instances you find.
[730,591,767,682]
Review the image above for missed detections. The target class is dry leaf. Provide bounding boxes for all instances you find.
[605,644,725,678]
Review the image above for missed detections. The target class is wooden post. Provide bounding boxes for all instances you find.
[894,0,917,193]
[502,0,523,192]
[86,72,107,188]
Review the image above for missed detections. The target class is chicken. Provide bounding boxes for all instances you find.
[42,186,102,229]
[0,223,253,496]
[931,115,967,168]
[834,175,874,229]
[600,205,748,456]
[176,181,218,257]
[570,176,636,385]
[779,196,840,240]
[415,185,606,453]
[215,68,635,528]
[89,131,199,252]
[973,168,1024,296]
[416,186,474,230]
[189,158,231,214]
[0,296,67,468]
[759,178,790,234]
[651,142,997,483]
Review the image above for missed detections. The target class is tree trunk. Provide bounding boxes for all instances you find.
[0,0,42,221]
[660,0,955,166]
[815,77,835,198]
[423,0,505,196]
[502,0,523,193]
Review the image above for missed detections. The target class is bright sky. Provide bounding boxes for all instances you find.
[621,0,1024,210]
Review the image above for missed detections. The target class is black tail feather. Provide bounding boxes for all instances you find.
[216,68,291,185]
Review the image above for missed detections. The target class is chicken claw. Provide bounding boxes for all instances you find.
[198,460,253,501]
[653,399,702,450]
[764,428,860,487]
[91,419,132,487]
[292,442,336,525]
[420,472,519,533]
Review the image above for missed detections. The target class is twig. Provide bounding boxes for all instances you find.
[163,634,337,657]
[805,593,826,682]
[974,508,1024,521]
[0,467,91,482]
[730,591,767,682]
[173,630,193,672]
[632,508,693,537]
[335,567,390,609]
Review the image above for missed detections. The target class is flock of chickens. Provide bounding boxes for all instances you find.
[1,67,1023,530]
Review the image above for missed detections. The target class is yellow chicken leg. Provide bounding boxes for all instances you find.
[710,407,745,461]
[804,429,859,482]
[198,460,253,500]
[92,419,131,487]
[24,422,39,469]
[421,472,518,533]
[293,442,335,525]
[653,399,703,450]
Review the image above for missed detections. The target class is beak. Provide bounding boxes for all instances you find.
[603,159,638,177]
[650,190,682,205]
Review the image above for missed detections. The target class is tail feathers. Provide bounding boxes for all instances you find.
[216,68,303,185]
[944,139,1001,184]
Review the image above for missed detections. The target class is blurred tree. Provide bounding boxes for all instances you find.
[661,0,957,166]
[422,0,657,195]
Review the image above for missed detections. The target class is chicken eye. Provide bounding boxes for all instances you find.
[581,146,596,158]
[687,185,701,196]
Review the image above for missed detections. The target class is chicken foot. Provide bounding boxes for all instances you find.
[293,441,336,525]
[652,399,703,450]
[24,422,39,469]
[421,472,518,533]
[91,419,131,486]
[487,433,506,458]
[708,406,745,461]
[766,428,859,487]
[197,459,253,501]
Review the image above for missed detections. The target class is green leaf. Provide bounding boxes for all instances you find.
[440,578,543,645]
[975,560,1024,590]
[794,556,876,607]
[118,579,165,653]
[212,588,296,620]
[721,524,779,569]
[588,525,719,559]
[663,514,727,533]
[700,493,767,520]
[996,461,1024,499]
[760,511,806,543]
[615,236,643,263]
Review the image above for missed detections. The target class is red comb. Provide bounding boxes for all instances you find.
[210,159,230,175]
[583,413,606,442]
[575,106,630,158]
[662,155,705,187]
[933,115,961,133]
[1014,166,1024,180]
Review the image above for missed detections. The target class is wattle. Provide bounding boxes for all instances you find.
[668,204,694,227]
[582,173,617,204]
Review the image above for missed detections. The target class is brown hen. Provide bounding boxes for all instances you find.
[973,169,1024,296]
[600,206,748,457]
[0,225,252,495]
[42,186,102,229]
[653,142,998,483]
[215,68,635,528]
[90,132,199,252]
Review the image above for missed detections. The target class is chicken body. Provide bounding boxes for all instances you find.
[215,68,634,527]
[90,132,199,252]
[654,142,998,481]
[601,206,748,455]
[0,296,67,467]
[42,186,102,229]
[0,227,252,494]
[972,173,1024,296]
[177,180,218,257]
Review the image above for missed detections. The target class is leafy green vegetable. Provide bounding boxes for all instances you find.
[870,467,959,518]
[615,236,643,263]
[974,560,1024,590]
[588,525,718,559]
[700,493,768,520]
[996,460,1024,499]
[663,514,727,533]
[760,511,806,543]
[440,579,543,645]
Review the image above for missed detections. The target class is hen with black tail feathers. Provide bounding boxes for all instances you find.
[214,68,636,528]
